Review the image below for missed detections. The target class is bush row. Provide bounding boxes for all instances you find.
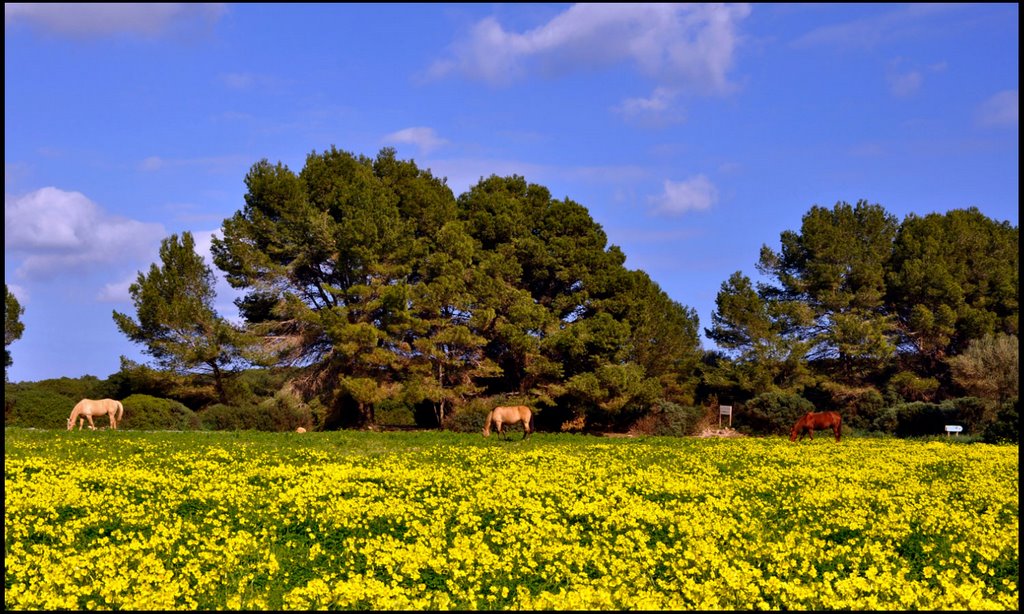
[5,379,1017,442]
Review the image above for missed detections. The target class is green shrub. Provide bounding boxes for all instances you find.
[737,392,814,436]
[197,390,308,432]
[32,376,110,402]
[197,404,271,431]
[374,398,416,427]
[634,401,705,437]
[257,390,310,431]
[982,399,1019,444]
[887,371,940,402]
[119,394,198,431]
[886,398,993,438]
[226,368,297,407]
[846,388,886,431]
[4,388,75,428]
[942,397,990,433]
[890,402,957,438]
[444,399,494,434]
[871,405,900,434]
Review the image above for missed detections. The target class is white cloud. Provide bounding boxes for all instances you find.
[428,3,750,94]
[649,175,718,216]
[220,72,258,90]
[136,153,250,174]
[219,72,288,92]
[4,187,166,279]
[615,87,686,125]
[97,275,136,303]
[791,4,963,50]
[6,283,29,305]
[976,90,1018,128]
[139,156,165,172]
[887,70,922,98]
[4,3,226,38]
[618,87,675,114]
[382,127,449,155]
[885,58,946,98]
[95,228,241,317]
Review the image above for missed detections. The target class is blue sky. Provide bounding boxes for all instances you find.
[4,3,1019,383]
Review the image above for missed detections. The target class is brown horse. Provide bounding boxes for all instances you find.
[67,398,124,431]
[790,411,841,442]
[483,405,533,440]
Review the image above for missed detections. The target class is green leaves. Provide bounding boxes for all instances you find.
[712,201,1018,401]
[113,232,252,403]
[6,283,26,370]
[210,151,704,425]
[889,207,1018,358]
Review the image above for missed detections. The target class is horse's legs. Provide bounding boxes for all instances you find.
[807,428,813,441]
[86,415,97,430]
[834,425,840,442]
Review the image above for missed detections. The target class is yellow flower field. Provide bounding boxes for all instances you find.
[4,429,1018,610]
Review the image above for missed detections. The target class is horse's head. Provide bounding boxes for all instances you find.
[790,417,805,441]
[482,425,491,437]
[67,417,74,430]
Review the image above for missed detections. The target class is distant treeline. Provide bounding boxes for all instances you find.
[4,147,1018,440]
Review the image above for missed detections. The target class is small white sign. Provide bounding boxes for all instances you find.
[719,405,732,416]
[944,425,963,433]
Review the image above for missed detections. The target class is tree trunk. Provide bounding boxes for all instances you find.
[210,362,228,405]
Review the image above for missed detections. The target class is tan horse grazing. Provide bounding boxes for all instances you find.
[483,405,533,440]
[790,411,841,442]
[67,398,124,431]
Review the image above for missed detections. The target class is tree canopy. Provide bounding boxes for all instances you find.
[5,284,25,376]
[113,232,252,404]
[710,201,1018,408]
[210,147,702,426]
[100,147,1015,435]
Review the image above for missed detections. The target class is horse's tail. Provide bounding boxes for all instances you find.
[115,400,124,421]
[526,409,535,434]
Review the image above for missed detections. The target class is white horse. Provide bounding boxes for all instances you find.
[67,398,124,430]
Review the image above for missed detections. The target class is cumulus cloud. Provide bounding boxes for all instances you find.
[976,90,1018,128]
[5,187,166,279]
[382,127,449,155]
[4,3,226,38]
[649,175,718,216]
[427,3,750,94]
